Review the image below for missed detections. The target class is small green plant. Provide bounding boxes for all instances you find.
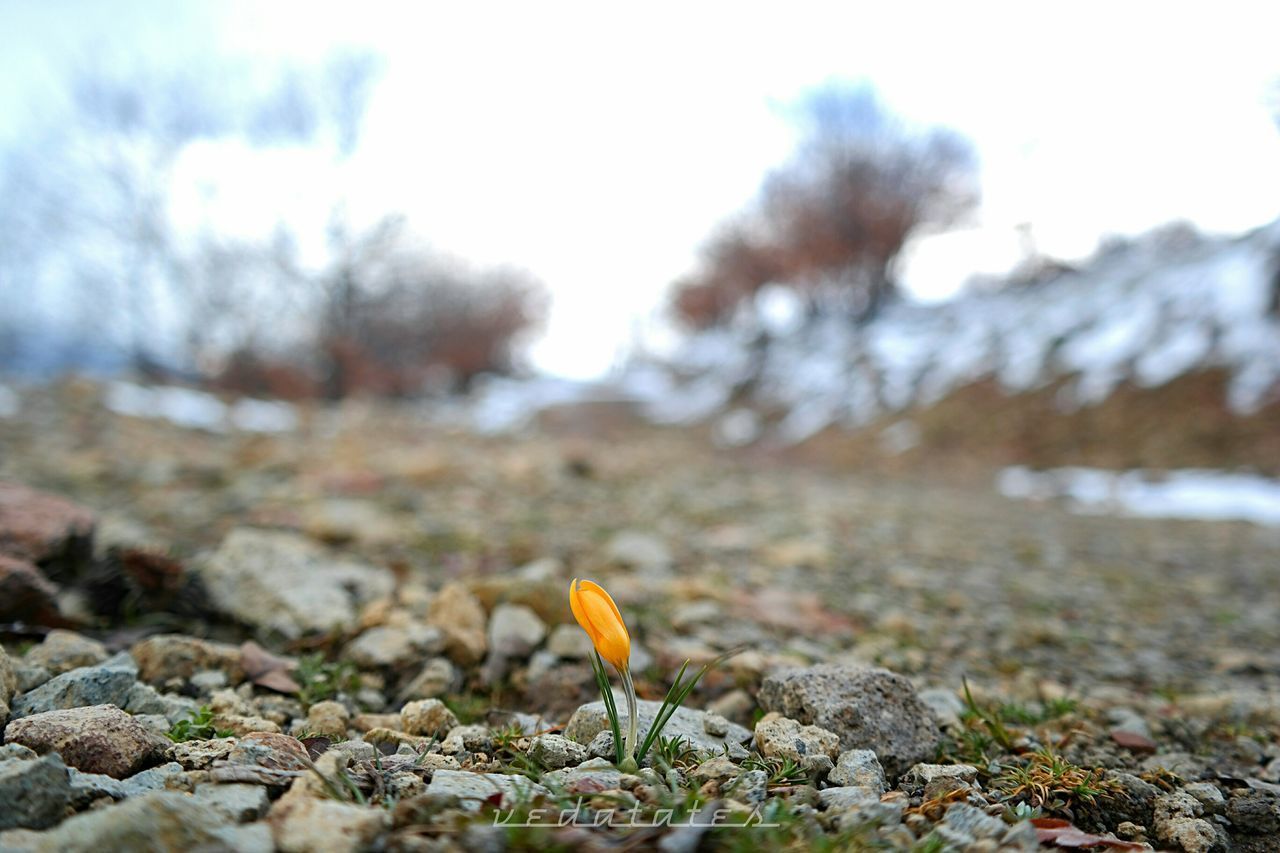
[652,735,699,770]
[296,654,360,707]
[994,748,1120,811]
[960,677,1015,752]
[1003,801,1044,822]
[741,753,809,787]
[166,706,233,742]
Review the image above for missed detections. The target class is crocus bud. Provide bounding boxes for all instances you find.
[569,578,631,672]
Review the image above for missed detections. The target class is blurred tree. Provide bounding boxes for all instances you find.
[0,50,544,395]
[673,84,978,327]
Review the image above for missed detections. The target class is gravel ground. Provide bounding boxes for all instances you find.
[0,385,1277,851]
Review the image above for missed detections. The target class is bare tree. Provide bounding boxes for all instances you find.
[673,84,978,328]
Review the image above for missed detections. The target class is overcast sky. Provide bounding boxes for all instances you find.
[4,1,1280,377]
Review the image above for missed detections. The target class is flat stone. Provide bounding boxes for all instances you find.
[0,753,71,830]
[4,703,166,778]
[759,665,942,777]
[194,782,271,823]
[343,624,442,670]
[14,790,269,853]
[196,528,394,639]
[564,697,752,758]
[66,762,184,807]
[818,785,880,812]
[542,757,623,793]
[422,769,549,812]
[9,654,137,718]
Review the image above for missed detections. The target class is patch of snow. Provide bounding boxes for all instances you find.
[713,408,763,447]
[463,375,599,434]
[104,381,298,433]
[998,466,1280,527]
[623,220,1280,444]
[230,398,299,433]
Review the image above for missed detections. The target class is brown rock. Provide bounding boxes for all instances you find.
[427,582,487,665]
[0,554,61,624]
[131,634,246,684]
[226,732,311,771]
[0,481,95,580]
[3,704,166,778]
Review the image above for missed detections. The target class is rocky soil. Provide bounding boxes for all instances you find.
[0,383,1277,851]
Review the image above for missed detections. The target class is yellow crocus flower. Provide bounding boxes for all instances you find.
[569,578,631,672]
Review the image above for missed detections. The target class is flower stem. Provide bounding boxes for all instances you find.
[620,664,638,764]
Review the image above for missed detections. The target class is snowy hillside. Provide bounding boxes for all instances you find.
[621,221,1280,445]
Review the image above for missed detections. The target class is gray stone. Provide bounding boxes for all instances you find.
[585,730,616,760]
[398,657,457,701]
[604,531,672,572]
[936,803,1030,848]
[759,665,942,777]
[1226,789,1280,836]
[0,753,71,830]
[343,624,442,670]
[122,683,197,723]
[753,715,840,774]
[441,724,491,755]
[0,744,37,762]
[542,757,624,792]
[1153,790,1220,853]
[817,785,880,812]
[917,687,965,730]
[0,646,14,723]
[22,631,108,675]
[196,528,394,639]
[546,624,591,659]
[487,603,547,658]
[194,782,271,822]
[482,603,546,682]
[9,654,137,719]
[13,663,50,695]
[900,762,978,792]
[328,740,377,764]
[422,769,548,812]
[564,697,752,758]
[66,762,184,806]
[692,755,740,783]
[731,768,768,804]
[4,704,166,778]
[18,790,269,853]
[830,749,886,792]
[528,734,589,770]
